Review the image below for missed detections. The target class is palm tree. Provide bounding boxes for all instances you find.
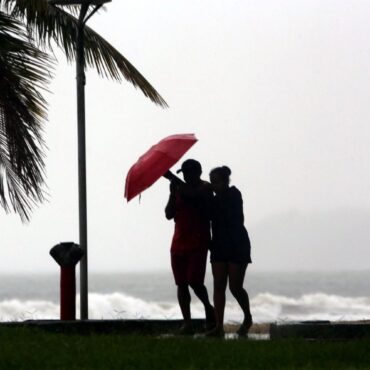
[0,0,167,221]
[0,10,53,221]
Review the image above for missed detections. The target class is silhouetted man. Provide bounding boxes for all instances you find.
[164,159,215,334]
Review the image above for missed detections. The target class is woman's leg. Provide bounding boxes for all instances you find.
[211,262,228,331]
[228,263,252,335]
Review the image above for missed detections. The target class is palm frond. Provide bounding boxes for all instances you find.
[0,10,53,221]
[2,0,168,107]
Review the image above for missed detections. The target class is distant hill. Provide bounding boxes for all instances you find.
[249,208,370,271]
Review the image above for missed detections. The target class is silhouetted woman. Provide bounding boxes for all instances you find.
[208,166,252,336]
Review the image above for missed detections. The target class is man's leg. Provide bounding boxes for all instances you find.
[189,283,215,324]
[172,253,193,332]
[188,249,215,327]
[177,284,192,327]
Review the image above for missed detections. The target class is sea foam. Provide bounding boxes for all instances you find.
[0,292,369,322]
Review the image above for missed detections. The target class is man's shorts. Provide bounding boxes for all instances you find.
[171,248,208,286]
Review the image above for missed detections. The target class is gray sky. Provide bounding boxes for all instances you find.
[1,0,370,273]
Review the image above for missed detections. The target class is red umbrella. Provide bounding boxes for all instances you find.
[124,133,198,201]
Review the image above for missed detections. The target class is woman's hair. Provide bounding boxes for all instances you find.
[209,166,232,183]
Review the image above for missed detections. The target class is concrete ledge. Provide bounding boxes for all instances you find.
[270,321,370,340]
[0,319,206,335]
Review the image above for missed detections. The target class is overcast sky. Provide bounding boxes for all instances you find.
[1,0,370,273]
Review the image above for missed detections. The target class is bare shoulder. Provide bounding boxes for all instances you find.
[229,186,243,200]
[200,180,213,196]
[200,180,212,190]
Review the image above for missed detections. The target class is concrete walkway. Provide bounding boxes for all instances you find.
[2,319,369,339]
[0,319,205,335]
[270,320,370,340]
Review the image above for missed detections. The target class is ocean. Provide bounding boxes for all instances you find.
[1,271,370,323]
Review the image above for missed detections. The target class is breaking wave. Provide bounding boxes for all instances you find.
[1,292,370,322]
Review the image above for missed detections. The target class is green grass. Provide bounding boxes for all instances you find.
[0,328,370,370]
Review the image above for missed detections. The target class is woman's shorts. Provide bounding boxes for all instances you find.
[171,248,208,285]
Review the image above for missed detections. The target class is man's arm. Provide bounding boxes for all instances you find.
[163,170,198,199]
[165,181,177,220]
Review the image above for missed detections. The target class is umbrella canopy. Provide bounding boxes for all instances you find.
[125,134,198,201]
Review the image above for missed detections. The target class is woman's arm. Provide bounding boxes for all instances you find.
[229,188,245,226]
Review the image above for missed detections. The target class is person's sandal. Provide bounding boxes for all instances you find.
[178,323,195,336]
[204,326,225,338]
[237,317,253,337]
[205,307,216,331]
